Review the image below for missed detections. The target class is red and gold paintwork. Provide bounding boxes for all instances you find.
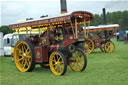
[9,11,93,29]
[9,11,93,73]
[82,24,119,54]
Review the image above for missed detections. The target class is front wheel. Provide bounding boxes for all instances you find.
[14,40,35,72]
[83,38,94,55]
[69,48,87,71]
[104,41,115,53]
[49,51,67,76]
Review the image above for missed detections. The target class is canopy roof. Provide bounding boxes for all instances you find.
[86,24,119,32]
[9,11,94,29]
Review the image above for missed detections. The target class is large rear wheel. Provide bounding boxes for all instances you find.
[49,51,67,76]
[83,38,94,54]
[69,48,87,71]
[104,41,115,53]
[14,40,35,72]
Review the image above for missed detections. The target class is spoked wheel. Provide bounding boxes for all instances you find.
[14,40,35,72]
[104,41,115,53]
[69,48,87,71]
[83,38,94,54]
[100,44,105,52]
[49,51,67,76]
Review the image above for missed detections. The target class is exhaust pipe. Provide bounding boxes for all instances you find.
[60,0,68,14]
[103,8,107,25]
[103,8,107,40]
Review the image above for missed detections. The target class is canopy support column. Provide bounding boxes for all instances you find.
[87,20,90,38]
[84,19,86,38]
[38,27,40,38]
[70,21,75,38]
[75,18,78,39]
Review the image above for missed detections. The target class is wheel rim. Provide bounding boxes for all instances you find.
[49,52,65,75]
[83,38,94,54]
[14,41,31,72]
[104,42,115,53]
[69,49,86,71]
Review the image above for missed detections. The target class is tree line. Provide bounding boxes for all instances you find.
[0,10,128,35]
[91,10,128,31]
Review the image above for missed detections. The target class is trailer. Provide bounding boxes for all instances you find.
[3,34,13,56]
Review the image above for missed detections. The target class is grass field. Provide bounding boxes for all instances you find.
[0,40,128,85]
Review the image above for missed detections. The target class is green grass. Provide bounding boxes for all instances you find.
[0,40,128,85]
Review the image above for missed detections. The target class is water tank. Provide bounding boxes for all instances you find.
[0,32,4,56]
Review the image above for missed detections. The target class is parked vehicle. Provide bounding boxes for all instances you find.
[3,34,13,56]
[82,24,119,54]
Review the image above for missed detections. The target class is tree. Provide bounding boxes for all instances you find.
[0,26,13,35]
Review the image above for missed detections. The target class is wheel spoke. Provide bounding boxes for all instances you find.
[58,56,61,61]
[72,62,76,67]
[18,54,23,57]
[56,66,59,72]
[24,59,27,67]
[25,48,30,54]
[52,63,56,67]
[52,56,57,62]
[26,55,31,59]
[24,59,29,67]
[23,63,26,69]
[77,63,81,69]
[59,65,63,72]
[79,62,84,66]
[22,45,25,53]
[17,48,23,54]
[26,59,29,66]
[23,44,26,52]
[56,55,59,60]
[52,59,56,62]
[21,59,25,65]
[17,58,24,62]
[17,48,22,52]
[27,58,31,65]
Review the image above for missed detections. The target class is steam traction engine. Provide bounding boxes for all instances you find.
[82,24,119,54]
[9,11,94,75]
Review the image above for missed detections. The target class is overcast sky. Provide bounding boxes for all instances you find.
[1,0,128,26]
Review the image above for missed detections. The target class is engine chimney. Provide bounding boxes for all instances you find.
[60,0,68,14]
[103,8,108,40]
[103,8,107,24]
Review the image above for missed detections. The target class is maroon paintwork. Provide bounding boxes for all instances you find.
[9,11,94,63]
[35,46,43,63]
